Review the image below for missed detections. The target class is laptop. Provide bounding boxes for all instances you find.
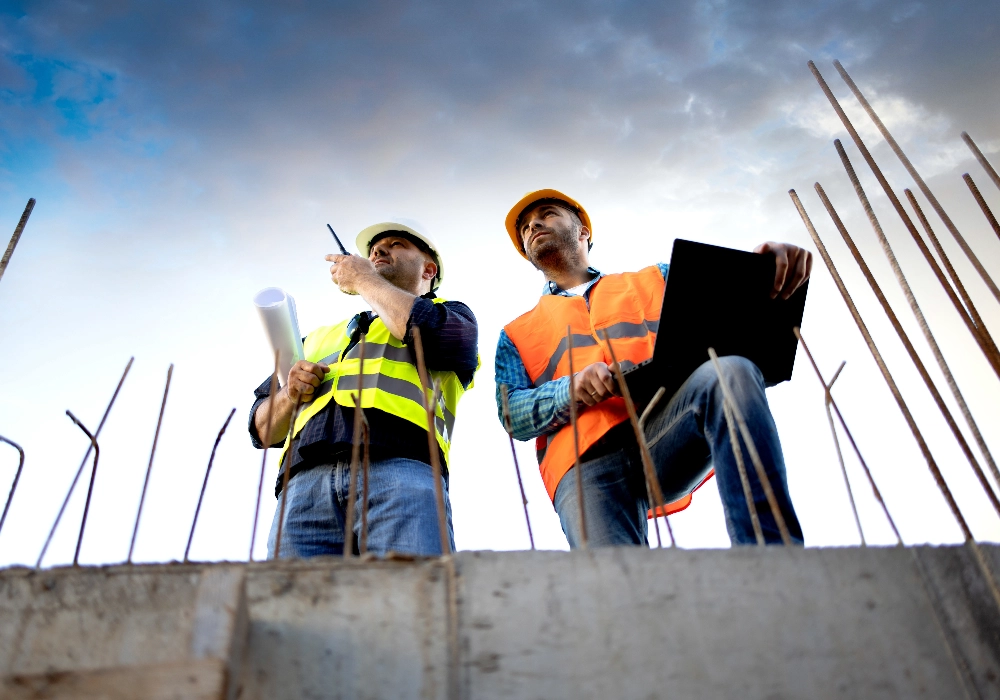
[621,239,809,409]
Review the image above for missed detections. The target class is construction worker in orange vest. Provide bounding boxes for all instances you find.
[495,189,811,546]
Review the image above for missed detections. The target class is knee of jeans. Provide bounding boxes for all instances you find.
[702,356,762,399]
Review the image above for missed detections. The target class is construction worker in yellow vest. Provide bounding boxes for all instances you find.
[249,221,479,557]
[496,190,811,547]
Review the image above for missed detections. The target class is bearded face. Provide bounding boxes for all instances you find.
[520,204,587,271]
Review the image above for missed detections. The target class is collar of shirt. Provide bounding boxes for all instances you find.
[543,267,603,297]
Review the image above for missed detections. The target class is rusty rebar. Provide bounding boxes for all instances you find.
[273,396,304,559]
[344,335,367,558]
[904,189,1000,374]
[249,351,280,561]
[822,152,1000,518]
[789,188,973,541]
[601,330,676,547]
[794,327,901,545]
[823,361,865,545]
[707,348,793,546]
[566,327,588,549]
[65,411,99,567]
[638,386,667,549]
[963,172,1000,243]
[721,398,765,546]
[499,384,535,550]
[37,357,133,568]
[962,132,1000,193]
[827,59,1000,306]
[807,61,1000,377]
[0,198,35,284]
[411,326,451,556]
[128,364,173,563]
[0,435,25,539]
[360,421,371,555]
[184,408,236,563]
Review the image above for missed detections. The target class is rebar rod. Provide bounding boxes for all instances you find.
[65,411,99,567]
[0,198,35,283]
[566,327,588,549]
[904,189,1000,372]
[962,131,1000,193]
[273,397,304,559]
[822,154,1000,517]
[707,349,793,546]
[250,351,280,561]
[344,335,367,558]
[184,408,236,563]
[0,435,25,540]
[823,361,865,545]
[837,142,1000,502]
[721,399,765,546]
[411,326,451,556]
[37,357,133,568]
[795,328,902,544]
[499,384,535,550]
[807,61,1000,377]
[601,330,676,547]
[829,59,1000,305]
[360,422,371,555]
[128,364,173,563]
[638,386,667,549]
[963,172,1000,243]
[790,188,973,540]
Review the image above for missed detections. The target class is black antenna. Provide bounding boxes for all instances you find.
[327,224,350,255]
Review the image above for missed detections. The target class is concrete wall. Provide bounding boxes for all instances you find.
[1,546,999,699]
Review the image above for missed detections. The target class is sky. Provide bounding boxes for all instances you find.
[1,0,999,566]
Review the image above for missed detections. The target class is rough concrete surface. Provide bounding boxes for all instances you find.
[0,546,998,699]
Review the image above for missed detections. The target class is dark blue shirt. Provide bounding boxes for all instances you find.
[249,292,478,495]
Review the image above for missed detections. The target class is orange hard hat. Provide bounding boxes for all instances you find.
[504,189,593,259]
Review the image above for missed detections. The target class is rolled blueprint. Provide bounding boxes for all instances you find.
[254,287,304,387]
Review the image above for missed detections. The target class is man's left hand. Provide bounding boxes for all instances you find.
[753,242,813,300]
[326,254,378,295]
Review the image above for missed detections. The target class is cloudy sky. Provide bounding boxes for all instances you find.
[1,0,999,566]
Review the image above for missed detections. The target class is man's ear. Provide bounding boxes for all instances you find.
[579,226,591,243]
[423,259,438,281]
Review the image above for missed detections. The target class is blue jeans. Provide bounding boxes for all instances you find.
[267,456,455,558]
[553,356,803,547]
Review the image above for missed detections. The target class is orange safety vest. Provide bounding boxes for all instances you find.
[504,265,713,517]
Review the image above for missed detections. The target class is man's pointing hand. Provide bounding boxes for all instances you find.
[326,253,377,295]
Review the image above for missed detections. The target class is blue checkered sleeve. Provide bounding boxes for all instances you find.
[495,330,572,442]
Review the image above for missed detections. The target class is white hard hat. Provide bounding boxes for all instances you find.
[356,219,443,290]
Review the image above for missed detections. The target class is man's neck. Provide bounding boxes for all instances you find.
[544,266,594,292]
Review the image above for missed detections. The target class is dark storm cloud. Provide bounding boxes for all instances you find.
[1,0,998,208]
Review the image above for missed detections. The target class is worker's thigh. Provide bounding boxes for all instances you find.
[362,456,455,557]
[553,448,649,548]
[267,464,345,559]
[268,459,455,558]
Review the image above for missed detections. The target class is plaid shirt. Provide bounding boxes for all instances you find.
[495,263,668,442]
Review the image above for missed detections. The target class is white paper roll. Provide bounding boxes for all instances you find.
[253,287,305,387]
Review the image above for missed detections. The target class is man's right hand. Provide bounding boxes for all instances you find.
[572,362,619,407]
[284,361,330,404]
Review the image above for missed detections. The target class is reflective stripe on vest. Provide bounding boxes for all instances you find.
[503,265,712,516]
[278,298,472,468]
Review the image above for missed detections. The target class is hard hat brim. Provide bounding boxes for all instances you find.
[356,221,443,289]
[504,189,592,259]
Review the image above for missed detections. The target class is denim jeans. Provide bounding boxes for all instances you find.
[553,356,803,547]
[267,456,455,558]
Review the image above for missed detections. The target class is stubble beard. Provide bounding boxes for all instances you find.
[375,257,424,294]
[525,224,585,274]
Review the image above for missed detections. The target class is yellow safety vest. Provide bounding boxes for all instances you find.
[279,298,474,468]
